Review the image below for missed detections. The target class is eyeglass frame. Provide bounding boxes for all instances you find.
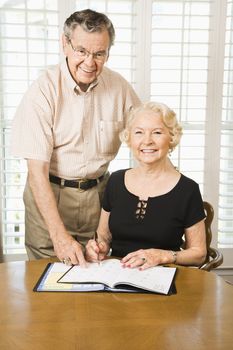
[68,39,108,62]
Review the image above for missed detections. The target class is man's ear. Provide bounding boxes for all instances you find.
[62,34,68,56]
[105,50,110,62]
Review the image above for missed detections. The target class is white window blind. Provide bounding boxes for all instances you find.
[150,0,211,191]
[219,0,233,248]
[0,0,59,255]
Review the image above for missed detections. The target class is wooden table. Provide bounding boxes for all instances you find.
[0,259,233,350]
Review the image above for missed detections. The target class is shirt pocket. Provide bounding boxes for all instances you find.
[99,120,123,155]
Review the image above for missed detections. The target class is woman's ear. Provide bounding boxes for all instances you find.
[169,137,175,152]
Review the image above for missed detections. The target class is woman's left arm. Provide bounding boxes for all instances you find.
[121,219,207,269]
[177,219,207,266]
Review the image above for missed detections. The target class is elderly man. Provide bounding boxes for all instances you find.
[11,9,140,265]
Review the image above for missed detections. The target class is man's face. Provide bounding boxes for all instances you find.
[63,25,110,91]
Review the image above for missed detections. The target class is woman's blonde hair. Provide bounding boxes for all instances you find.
[120,101,183,152]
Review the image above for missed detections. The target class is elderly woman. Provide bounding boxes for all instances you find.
[86,102,207,269]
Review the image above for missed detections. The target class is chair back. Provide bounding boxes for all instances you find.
[199,201,223,271]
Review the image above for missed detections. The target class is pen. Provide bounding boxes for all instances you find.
[94,231,100,265]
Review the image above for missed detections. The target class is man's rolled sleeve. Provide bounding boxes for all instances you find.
[11,82,54,162]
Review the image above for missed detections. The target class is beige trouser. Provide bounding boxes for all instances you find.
[23,174,109,260]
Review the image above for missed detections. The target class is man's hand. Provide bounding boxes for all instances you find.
[52,232,87,267]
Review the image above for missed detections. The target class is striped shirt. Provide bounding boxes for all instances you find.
[11,60,141,179]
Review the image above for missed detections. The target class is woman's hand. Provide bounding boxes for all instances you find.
[85,239,109,263]
[121,248,174,270]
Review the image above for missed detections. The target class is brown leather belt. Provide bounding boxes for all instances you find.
[49,174,105,191]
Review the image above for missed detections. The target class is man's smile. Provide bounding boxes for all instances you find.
[79,66,96,74]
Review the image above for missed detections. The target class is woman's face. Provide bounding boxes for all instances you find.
[129,109,172,165]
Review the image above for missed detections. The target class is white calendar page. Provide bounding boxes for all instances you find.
[58,259,177,295]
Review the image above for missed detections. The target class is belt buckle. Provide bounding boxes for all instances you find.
[77,179,86,192]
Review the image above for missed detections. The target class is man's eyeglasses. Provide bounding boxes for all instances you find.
[68,40,108,62]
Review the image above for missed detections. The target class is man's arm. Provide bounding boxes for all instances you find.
[27,159,86,266]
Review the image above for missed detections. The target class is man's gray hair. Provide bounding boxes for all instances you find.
[64,9,115,48]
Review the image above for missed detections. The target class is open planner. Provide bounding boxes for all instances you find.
[34,259,177,295]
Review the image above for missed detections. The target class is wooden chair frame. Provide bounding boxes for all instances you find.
[199,201,223,271]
